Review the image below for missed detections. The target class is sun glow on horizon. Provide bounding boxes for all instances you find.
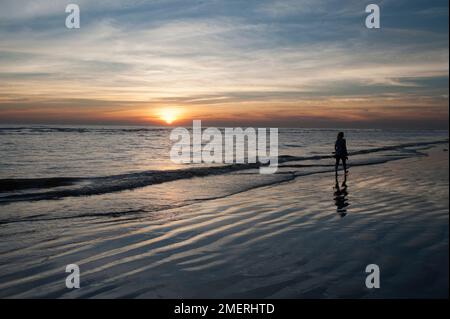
[158,108,182,125]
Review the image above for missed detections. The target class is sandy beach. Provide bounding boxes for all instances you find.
[0,144,447,299]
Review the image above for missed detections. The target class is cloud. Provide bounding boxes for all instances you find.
[0,0,448,127]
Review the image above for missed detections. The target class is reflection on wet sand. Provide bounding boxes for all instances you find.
[334,173,349,217]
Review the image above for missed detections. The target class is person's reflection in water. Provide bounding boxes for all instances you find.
[334,173,349,218]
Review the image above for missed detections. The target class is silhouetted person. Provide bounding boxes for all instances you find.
[334,132,348,174]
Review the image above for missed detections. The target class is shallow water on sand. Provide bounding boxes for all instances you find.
[0,143,448,298]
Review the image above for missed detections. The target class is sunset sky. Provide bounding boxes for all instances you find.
[0,0,448,128]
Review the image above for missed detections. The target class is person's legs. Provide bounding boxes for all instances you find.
[342,157,347,172]
[335,157,340,173]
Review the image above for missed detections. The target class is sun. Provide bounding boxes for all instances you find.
[158,108,180,125]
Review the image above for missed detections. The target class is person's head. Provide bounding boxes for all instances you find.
[337,132,344,140]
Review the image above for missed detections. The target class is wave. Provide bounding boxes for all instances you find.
[0,177,82,192]
[0,127,168,134]
[0,139,447,205]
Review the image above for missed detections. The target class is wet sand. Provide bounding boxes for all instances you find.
[0,146,448,298]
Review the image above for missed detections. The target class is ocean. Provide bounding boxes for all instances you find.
[0,125,448,298]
